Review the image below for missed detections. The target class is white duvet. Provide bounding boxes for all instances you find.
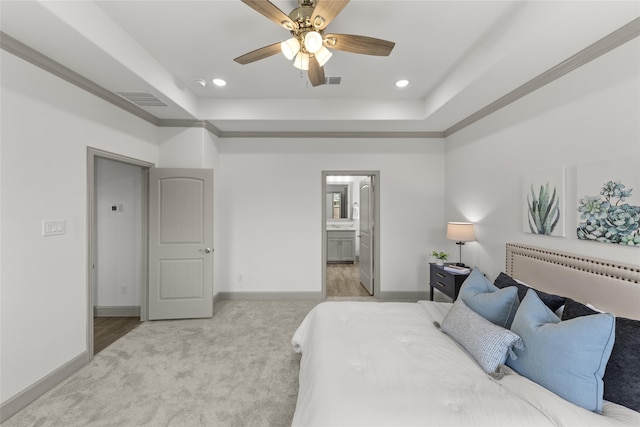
[291,301,640,427]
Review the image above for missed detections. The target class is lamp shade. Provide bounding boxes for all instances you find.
[446,222,475,242]
[304,31,323,54]
[314,45,332,66]
[293,52,310,70]
[281,37,300,60]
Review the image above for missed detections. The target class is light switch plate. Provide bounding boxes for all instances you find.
[43,220,66,236]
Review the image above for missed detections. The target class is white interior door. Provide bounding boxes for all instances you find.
[148,168,213,320]
[359,178,374,295]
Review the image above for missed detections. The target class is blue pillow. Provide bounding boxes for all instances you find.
[458,267,519,328]
[507,289,615,413]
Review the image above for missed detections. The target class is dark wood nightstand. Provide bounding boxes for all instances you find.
[429,263,470,301]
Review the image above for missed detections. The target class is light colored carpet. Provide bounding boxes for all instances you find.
[3,300,319,427]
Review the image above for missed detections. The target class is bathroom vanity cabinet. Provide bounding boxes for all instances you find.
[327,230,356,263]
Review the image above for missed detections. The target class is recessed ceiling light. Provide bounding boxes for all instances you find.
[395,79,409,88]
[194,79,207,87]
[212,78,227,87]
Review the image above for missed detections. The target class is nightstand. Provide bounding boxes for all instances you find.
[429,263,470,301]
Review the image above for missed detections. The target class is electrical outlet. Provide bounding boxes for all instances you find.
[120,285,129,295]
[238,274,243,283]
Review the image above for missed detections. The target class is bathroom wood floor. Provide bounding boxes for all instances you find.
[326,261,371,297]
[94,317,141,355]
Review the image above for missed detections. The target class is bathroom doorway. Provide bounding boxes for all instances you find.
[322,171,380,299]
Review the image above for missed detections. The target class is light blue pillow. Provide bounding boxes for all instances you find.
[507,289,615,413]
[458,267,519,328]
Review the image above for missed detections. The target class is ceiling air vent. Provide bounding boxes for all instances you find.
[325,76,341,85]
[115,91,167,107]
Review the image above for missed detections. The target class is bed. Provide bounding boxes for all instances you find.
[291,244,640,426]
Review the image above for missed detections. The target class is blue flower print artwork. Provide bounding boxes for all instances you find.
[577,180,640,246]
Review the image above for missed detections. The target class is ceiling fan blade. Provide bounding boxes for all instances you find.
[308,56,325,87]
[324,33,395,56]
[241,0,298,30]
[311,0,350,30]
[234,42,282,65]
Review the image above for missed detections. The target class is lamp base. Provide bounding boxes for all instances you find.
[455,242,465,268]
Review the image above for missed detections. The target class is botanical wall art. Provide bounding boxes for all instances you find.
[523,167,565,237]
[577,157,640,246]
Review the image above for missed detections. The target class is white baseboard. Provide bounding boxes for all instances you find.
[94,306,141,317]
[0,352,89,423]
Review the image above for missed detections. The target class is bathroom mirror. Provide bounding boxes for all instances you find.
[326,184,350,219]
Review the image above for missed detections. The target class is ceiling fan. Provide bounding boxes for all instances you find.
[234,0,395,87]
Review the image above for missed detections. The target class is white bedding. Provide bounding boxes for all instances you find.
[291,301,640,426]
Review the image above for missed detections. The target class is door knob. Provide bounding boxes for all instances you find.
[201,248,212,253]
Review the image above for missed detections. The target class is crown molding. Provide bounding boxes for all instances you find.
[0,32,160,127]
[212,130,445,139]
[155,120,225,138]
[157,119,205,128]
[203,121,223,137]
[3,17,639,140]
[444,17,640,137]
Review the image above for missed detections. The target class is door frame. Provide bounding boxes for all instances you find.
[321,171,380,299]
[86,147,153,361]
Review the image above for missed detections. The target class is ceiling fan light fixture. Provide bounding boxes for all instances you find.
[304,31,323,54]
[315,46,332,66]
[281,37,301,60]
[293,51,310,70]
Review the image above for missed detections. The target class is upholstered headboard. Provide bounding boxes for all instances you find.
[505,243,640,320]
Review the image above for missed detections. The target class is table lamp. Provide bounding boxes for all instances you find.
[446,222,475,267]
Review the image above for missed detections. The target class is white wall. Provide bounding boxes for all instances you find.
[0,52,159,404]
[95,158,142,307]
[444,39,640,280]
[214,138,445,296]
[158,127,219,169]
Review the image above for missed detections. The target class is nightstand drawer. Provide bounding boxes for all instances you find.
[431,269,455,295]
[429,263,470,301]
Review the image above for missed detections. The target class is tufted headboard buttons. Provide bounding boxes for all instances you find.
[505,243,640,320]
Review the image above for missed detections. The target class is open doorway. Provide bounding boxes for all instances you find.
[322,171,380,299]
[87,148,152,359]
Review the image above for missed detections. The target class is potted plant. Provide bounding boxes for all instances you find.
[431,251,448,266]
